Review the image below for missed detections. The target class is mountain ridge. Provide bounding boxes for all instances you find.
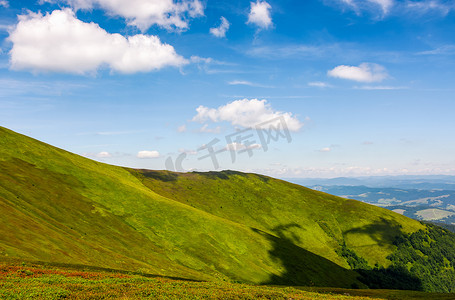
[2,126,451,291]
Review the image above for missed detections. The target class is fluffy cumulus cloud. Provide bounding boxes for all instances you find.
[96,151,112,158]
[247,1,272,29]
[192,98,303,132]
[327,63,388,82]
[0,0,9,8]
[137,150,160,158]
[210,16,230,38]
[8,9,188,74]
[82,151,112,158]
[42,0,204,31]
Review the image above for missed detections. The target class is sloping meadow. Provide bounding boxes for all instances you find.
[1,126,455,292]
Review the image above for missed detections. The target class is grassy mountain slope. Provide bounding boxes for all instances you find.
[0,126,428,289]
[129,169,424,268]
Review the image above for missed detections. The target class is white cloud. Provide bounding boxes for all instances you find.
[333,0,394,15]
[190,56,228,66]
[418,45,455,55]
[319,147,331,152]
[210,16,229,38]
[190,56,215,64]
[229,80,254,86]
[335,0,455,17]
[251,165,442,178]
[137,150,160,158]
[368,0,393,14]
[82,151,113,158]
[308,81,332,88]
[177,124,187,132]
[407,0,453,16]
[8,9,188,74]
[0,0,9,8]
[0,24,12,32]
[179,148,197,155]
[199,124,221,133]
[189,55,235,74]
[44,0,204,31]
[246,44,335,60]
[192,98,303,132]
[327,63,388,82]
[247,1,272,29]
[228,80,274,88]
[95,151,112,158]
[225,142,261,151]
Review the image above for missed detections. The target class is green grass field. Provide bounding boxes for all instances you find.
[0,125,454,295]
[0,261,367,300]
[2,261,453,300]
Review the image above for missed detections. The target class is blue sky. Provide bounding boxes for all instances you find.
[1,0,455,178]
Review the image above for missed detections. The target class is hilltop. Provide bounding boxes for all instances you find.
[1,126,455,292]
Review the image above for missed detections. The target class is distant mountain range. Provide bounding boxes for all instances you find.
[287,176,455,190]
[286,177,455,226]
[2,126,455,292]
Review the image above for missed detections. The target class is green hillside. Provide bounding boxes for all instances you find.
[1,126,453,292]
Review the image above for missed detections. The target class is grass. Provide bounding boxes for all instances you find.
[1,262,454,299]
[0,262,371,300]
[130,169,424,269]
[0,126,437,290]
[300,287,455,300]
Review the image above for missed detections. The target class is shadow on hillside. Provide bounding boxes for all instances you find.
[253,224,360,288]
[192,170,247,180]
[254,174,270,183]
[134,168,271,183]
[342,218,423,291]
[192,170,271,183]
[355,266,423,291]
[140,170,179,182]
[256,221,424,291]
[343,217,403,246]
